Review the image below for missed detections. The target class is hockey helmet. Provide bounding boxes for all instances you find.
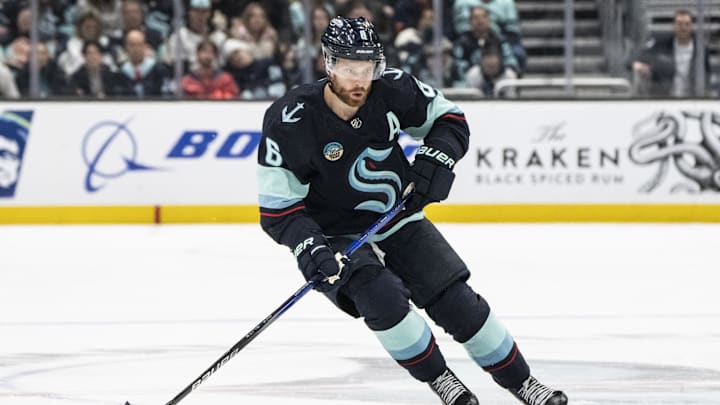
[321,16,386,80]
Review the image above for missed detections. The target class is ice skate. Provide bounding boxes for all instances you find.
[509,375,567,405]
[428,368,479,405]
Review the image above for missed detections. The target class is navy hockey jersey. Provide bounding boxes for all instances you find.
[257,68,469,249]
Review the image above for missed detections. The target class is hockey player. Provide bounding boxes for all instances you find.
[257,16,568,405]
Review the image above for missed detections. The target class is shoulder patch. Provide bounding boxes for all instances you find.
[282,102,305,123]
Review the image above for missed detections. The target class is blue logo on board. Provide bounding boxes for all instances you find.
[0,111,33,198]
[82,119,159,192]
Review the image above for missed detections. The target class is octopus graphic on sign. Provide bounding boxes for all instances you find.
[629,111,720,193]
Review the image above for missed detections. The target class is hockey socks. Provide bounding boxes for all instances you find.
[373,309,447,382]
[462,311,530,388]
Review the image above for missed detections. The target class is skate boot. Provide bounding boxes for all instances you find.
[509,375,567,405]
[428,368,479,405]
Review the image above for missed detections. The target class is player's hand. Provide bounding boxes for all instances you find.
[405,148,456,213]
[295,237,351,292]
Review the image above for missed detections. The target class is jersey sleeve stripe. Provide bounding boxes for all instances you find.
[260,205,306,217]
[403,96,459,140]
[259,194,304,209]
[440,113,467,122]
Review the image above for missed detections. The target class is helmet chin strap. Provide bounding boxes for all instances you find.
[326,74,340,97]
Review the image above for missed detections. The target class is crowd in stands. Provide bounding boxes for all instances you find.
[0,0,531,100]
[0,0,716,100]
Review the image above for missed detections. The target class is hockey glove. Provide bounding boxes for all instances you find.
[295,237,351,292]
[405,145,456,213]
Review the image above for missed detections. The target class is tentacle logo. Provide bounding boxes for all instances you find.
[629,111,720,193]
[82,119,159,192]
[348,147,402,212]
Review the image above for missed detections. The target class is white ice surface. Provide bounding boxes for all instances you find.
[1,223,719,404]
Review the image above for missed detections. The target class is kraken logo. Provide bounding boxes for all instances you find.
[629,111,720,193]
[348,147,402,212]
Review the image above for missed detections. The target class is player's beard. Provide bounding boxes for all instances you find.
[330,81,370,107]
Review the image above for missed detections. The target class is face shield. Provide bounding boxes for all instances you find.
[323,47,385,81]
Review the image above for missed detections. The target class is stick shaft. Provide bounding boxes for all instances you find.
[162,194,410,405]
[343,192,412,258]
[163,280,315,405]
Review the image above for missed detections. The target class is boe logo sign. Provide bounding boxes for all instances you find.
[166,130,421,159]
[167,130,262,159]
[80,120,421,193]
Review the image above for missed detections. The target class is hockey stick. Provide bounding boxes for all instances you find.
[126,188,413,405]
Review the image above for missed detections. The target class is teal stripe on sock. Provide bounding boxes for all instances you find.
[463,312,514,367]
[374,310,432,361]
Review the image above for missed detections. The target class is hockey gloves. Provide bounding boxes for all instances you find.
[294,237,351,292]
[405,145,456,213]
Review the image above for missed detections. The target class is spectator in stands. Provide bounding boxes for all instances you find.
[220,1,291,41]
[223,38,285,100]
[12,6,31,40]
[266,0,294,37]
[143,0,175,40]
[74,0,123,37]
[3,37,30,76]
[216,0,252,26]
[423,40,461,89]
[454,0,526,72]
[37,1,72,43]
[282,4,331,88]
[12,1,72,55]
[182,39,238,99]
[57,11,114,77]
[0,2,12,47]
[0,1,69,52]
[297,4,330,58]
[453,6,518,97]
[229,2,279,60]
[281,44,330,89]
[473,48,509,97]
[347,1,394,45]
[165,0,226,71]
[393,0,424,33]
[288,0,334,40]
[68,39,119,98]
[392,6,458,88]
[14,41,67,97]
[111,0,165,59]
[0,61,20,99]
[632,9,711,98]
[115,29,170,98]
[394,27,427,78]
